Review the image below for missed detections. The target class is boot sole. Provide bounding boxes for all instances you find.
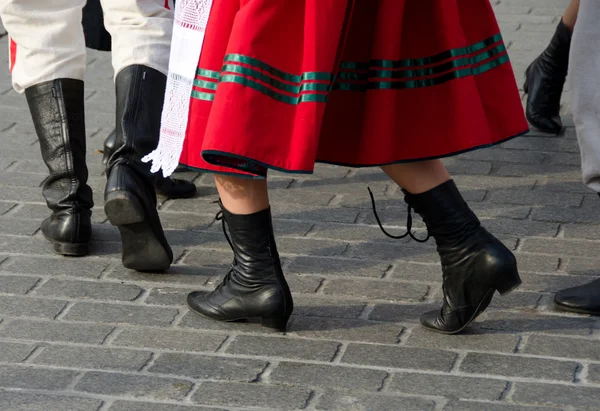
[105,190,173,272]
[553,302,600,316]
[42,233,90,257]
[187,302,290,332]
[423,277,522,335]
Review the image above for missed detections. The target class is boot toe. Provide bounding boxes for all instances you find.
[554,280,600,315]
[187,291,230,321]
[420,309,450,333]
[526,110,562,134]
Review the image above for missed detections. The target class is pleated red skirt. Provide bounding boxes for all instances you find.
[180,0,528,177]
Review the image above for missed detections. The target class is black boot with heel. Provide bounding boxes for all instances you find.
[25,79,94,256]
[187,204,293,331]
[523,19,572,134]
[373,180,521,334]
[104,65,173,271]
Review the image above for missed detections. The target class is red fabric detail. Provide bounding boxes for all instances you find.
[181,0,528,175]
[9,37,17,73]
[164,0,171,10]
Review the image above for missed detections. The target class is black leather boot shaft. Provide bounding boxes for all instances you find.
[187,205,293,331]
[404,180,521,334]
[25,79,93,256]
[104,65,173,272]
[107,65,166,175]
[102,128,196,199]
[524,19,572,134]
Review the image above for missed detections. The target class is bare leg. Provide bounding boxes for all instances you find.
[381,159,450,194]
[563,0,579,30]
[214,175,269,214]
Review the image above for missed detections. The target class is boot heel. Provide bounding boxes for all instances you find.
[105,191,145,226]
[496,270,522,296]
[53,241,90,257]
[261,316,289,332]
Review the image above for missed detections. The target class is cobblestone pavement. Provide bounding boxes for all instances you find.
[1,1,598,410]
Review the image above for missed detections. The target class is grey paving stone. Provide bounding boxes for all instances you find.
[4,256,111,279]
[287,256,390,278]
[563,223,600,241]
[286,274,324,294]
[33,279,143,301]
[524,335,600,361]
[460,352,578,381]
[521,238,600,257]
[584,364,600,384]
[322,278,430,302]
[405,327,519,353]
[271,203,360,224]
[63,302,179,326]
[107,264,216,287]
[111,327,226,353]
[368,303,440,324]
[31,345,152,371]
[0,341,36,363]
[179,309,290,335]
[341,343,457,372]
[0,365,78,390]
[387,373,507,400]
[309,222,406,242]
[0,274,40,294]
[0,295,67,319]
[316,392,436,411]
[225,335,340,361]
[270,362,387,391]
[532,205,600,224]
[479,217,559,237]
[480,311,595,336]
[293,295,366,319]
[443,401,557,411]
[75,371,193,401]
[109,402,221,411]
[512,382,600,410]
[513,254,560,274]
[287,315,404,344]
[276,237,348,257]
[192,381,311,410]
[0,392,102,411]
[0,319,114,344]
[0,218,40,236]
[564,257,600,276]
[516,272,592,293]
[149,353,266,381]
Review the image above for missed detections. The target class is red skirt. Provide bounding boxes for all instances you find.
[180,0,528,177]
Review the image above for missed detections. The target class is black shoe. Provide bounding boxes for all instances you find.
[104,66,173,271]
[25,79,94,256]
[102,129,196,199]
[555,279,600,315]
[523,19,572,134]
[402,180,521,334]
[187,204,293,331]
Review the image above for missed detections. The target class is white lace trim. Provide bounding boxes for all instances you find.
[142,0,214,177]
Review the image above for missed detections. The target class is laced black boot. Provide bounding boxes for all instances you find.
[25,79,94,256]
[102,129,196,199]
[371,180,521,334]
[523,19,572,134]
[187,204,293,331]
[104,65,173,271]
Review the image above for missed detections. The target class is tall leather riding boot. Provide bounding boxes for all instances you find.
[102,129,196,199]
[104,65,173,272]
[187,204,294,331]
[25,79,94,256]
[523,19,572,134]
[403,180,521,334]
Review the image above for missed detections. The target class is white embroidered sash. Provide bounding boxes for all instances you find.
[142,0,214,177]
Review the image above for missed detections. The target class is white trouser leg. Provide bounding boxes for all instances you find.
[0,0,86,93]
[100,0,174,77]
[570,0,600,193]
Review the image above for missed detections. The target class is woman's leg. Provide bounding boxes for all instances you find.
[381,160,521,334]
[187,174,293,331]
[563,0,580,30]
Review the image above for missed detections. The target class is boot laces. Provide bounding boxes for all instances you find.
[367,187,430,243]
[214,204,237,290]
